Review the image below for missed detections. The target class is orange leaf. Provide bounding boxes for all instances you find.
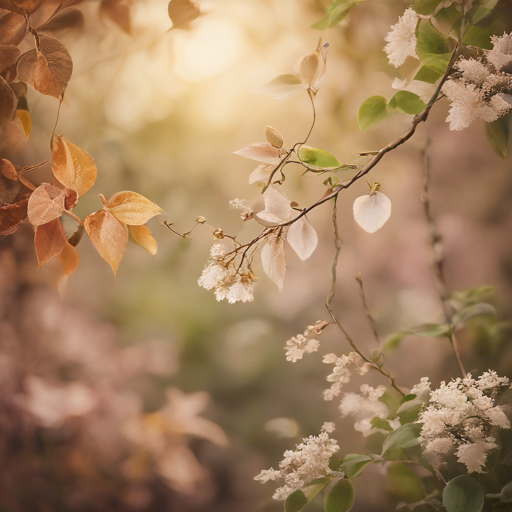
[0,75,16,130]
[0,158,20,204]
[17,33,73,99]
[0,196,28,235]
[27,183,65,226]
[11,0,41,14]
[56,241,80,275]
[99,0,132,34]
[44,8,84,32]
[0,116,27,158]
[128,224,157,255]
[34,218,67,266]
[106,191,163,226]
[51,135,97,197]
[84,209,128,277]
[0,8,27,45]
[168,0,200,29]
[0,44,21,74]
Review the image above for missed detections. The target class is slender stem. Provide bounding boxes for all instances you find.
[326,198,405,397]
[300,89,316,146]
[62,209,82,225]
[421,142,467,377]
[356,272,380,347]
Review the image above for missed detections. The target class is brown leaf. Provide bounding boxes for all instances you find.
[0,8,27,45]
[99,0,132,34]
[65,187,78,209]
[0,158,19,204]
[106,191,164,226]
[0,195,27,235]
[11,0,41,13]
[128,224,157,255]
[27,183,65,226]
[0,75,16,129]
[44,8,84,32]
[34,217,67,266]
[56,240,79,275]
[0,44,20,73]
[1,157,16,179]
[51,135,97,197]
[84,209,128,277]
[0,116,27,158]
[17,33,73,99]
[168,0,200,29]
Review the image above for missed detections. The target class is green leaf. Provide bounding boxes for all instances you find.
[298,145,341,169]
[412,0,443,15]
[451,285,495,304]
[435,4,461,24]
[414,66,442,84]
[389,91,426,115]
[408,323,451,337]
[312,0,357,30]
[324,479,355,512]
[485,114,510,159]
[421,53,452,74]
[387,463,426,502]
[416,20,449,59]
[471,0,499,24]
[363,431,387,455]
[285,490,309,512]
[397,398,423,424]
[341,454,373,478]
[443,475,484,512]
[358,96,388,131]
[383,331,407,351]
[486,481,512,504]
[382,423,422,460]
[371,417,394,432]
[463,24,494,49]
[452,303,497,330]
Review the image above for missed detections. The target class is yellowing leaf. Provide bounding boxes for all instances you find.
[168,0,200,29]
[99,0,132,34]
[17,33,73,99]
[253,73,305,100]
[27,183,65,226]
[56,241,80,275]
[51,135,97,197]
[264,125,284,148]
[128,224,158,256]
[16,108,31,139]
[287,216,318,260]
[34,218,67,266]
[234,143,282,165]
[261,235,286,291]
[106,191,164,226]
[353,191,392,233]
[84,209,128,277]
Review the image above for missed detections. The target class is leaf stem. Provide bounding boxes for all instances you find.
[62,209,82,225]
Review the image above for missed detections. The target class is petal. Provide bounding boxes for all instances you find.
[287,216,318,260]
[261,236,286,291]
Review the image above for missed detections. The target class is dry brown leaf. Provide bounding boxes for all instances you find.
[0,116,27,158]
[0,195,28,235]
[15,108,30,139]
[52,135,97,196]
[0,75,16,129]
[168,0,200,29]
[233,143,282,165]
[11,0,41,13]
[27,183,65,226]
[106,191,164,226]
[1,157,16,179]
[0,44,20,73]
[0,8,27,45]
[84,209,128,277]
[56,240,79,275]
[44,8,84,32]
[65,188,78,209]
[264,126,283,148]
[34,217,67,266]
[260,235,286,291]
[128,224,157,256]
[99,0,132,33]
[17,33,73,99]
[0,158,19,204]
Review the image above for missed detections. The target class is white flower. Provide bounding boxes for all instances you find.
[423,437,454,468]
[198,263,227,290]
[225,276,254,304]
[456,58,491,85]
[254,423,340,501]
[410,377,431,402]
[384,8,419,68]
[284,321,328,362]
[487,32,512,71]
[456,440,498,473]
[323,352,370,400]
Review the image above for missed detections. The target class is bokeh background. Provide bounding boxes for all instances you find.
[2,0,512,510]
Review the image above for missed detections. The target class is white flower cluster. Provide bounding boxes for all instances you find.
[254,422,340,501]
[384,8,419,68]
[339,384,393,436]
[322,352,372,400]
[284,320,329,362]
[442,35,512,131]
[418,371,511,473]
[198,244,256,303]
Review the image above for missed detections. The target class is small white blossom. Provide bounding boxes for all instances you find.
[456,58,491,85]
[487,33,512,71]
[410,377,431,402]
[255,424,340,501]
[384,8,419,68]
[323,352,371,400]
[456,439,498,473]
[284,321,328,362]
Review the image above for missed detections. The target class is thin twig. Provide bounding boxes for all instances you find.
[421,141,467,377]
[356,272,380,347]
[61,209,82,225]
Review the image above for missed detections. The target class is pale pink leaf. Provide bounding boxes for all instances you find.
[252,73,305,100]
[254,186,292,226]
[287,216,318,260]
[248,164,273,185]
[261,235,286,291]
[353,191,392,233]
[233,142,281,165]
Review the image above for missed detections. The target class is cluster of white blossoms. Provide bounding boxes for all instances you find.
[418,371,511,473]
[322,352,372,400]
[284,320,329,362]
[198,244,256,303]
[339,384,394,436]
[384,8,419,68]
[441,33,512,131]
[254,422,340,501]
